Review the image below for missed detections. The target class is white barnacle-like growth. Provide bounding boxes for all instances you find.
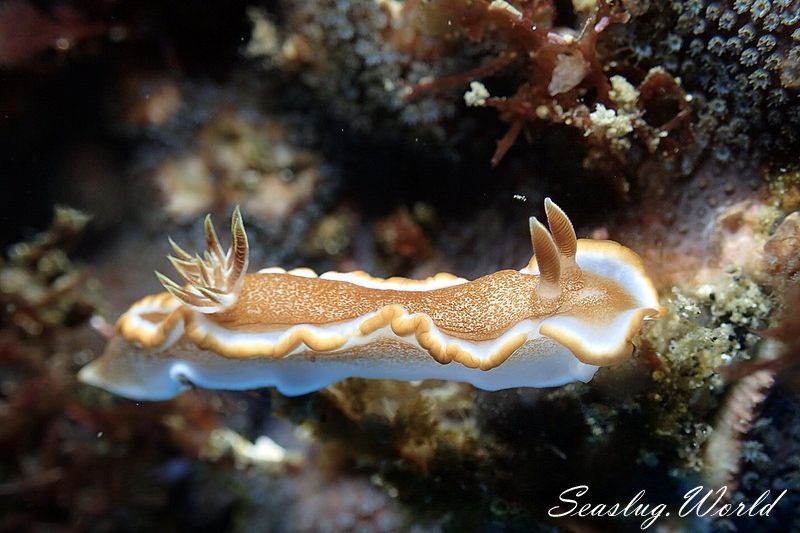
[79,200,663,400]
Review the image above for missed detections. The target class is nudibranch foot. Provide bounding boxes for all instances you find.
[79,199,662,400]
[78,334,600,400]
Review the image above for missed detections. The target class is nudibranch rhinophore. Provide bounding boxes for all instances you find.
[79,200,663,400]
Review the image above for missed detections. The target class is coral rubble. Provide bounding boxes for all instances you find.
[0,206,95,336]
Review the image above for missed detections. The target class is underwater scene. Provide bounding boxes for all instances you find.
[1,0,799,531]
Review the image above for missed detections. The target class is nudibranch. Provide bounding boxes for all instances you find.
[79,200,663,400]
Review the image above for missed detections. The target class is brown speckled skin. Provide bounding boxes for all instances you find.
[210,268,635,341]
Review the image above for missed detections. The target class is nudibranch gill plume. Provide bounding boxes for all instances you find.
[79,200,663,400]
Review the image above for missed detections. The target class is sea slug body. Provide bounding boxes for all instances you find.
[79,200,663,400]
